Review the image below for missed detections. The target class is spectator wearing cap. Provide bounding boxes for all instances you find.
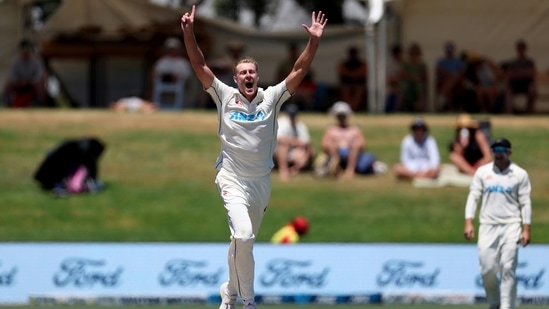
[270,216,309,244]
[393,117,440,180]
[435,41,466,112]
[315,101,387,179]
[4,39,45,107]
[449,114,491,176]
[152,37,192,108]
[274,104,314,181]
[504,39,537,114]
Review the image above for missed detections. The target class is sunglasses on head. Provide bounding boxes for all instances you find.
[492,146,509,153]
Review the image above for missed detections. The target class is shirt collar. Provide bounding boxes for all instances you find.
[492,161,513,174]
[232,87,265,104]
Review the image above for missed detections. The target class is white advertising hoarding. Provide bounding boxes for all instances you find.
[0,243,547,304]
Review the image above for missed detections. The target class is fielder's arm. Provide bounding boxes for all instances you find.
[519,171,532,247]
[464,170,483,240]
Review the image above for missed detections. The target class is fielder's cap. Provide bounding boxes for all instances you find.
[291,216,309,235]
[285,104,299,116]
[491,138,512,150]
[330,101,353,116]
[164,37,182,50]
[411,117,428,131]
[455,114,478,129]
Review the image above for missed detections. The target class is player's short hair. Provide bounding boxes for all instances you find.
[233,57,258,75]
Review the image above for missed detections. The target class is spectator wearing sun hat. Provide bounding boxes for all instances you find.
[394,117,441,180]
[449,114,492,175]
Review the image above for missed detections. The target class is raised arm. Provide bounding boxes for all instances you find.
[285,11,327,94]
[180,5,214,89]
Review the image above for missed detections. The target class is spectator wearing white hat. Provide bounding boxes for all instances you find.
[315,101,387,178]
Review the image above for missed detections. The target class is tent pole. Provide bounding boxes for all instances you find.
[366,22,376,114]
[376,1,387,114]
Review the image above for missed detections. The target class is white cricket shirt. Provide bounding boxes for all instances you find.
[399,134,440,173]
[206,77,292,177]
[465,162,532,225]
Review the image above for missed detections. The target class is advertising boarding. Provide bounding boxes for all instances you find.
[0,243,547,304]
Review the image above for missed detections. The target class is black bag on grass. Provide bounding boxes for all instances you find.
[33,138,106,196]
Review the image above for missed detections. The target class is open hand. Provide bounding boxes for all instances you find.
[302,11,327,39]
[181,5,196,31]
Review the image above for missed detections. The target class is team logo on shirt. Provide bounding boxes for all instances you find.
[229,110,266,122]
[485,185,513,194]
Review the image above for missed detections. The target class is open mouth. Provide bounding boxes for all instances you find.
[245,82,253,89]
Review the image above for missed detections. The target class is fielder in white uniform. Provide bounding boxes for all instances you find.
[180,6,327,309]
[464,138,532,309]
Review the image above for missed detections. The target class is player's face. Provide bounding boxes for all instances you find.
[492,147,511,162]
[234,62,259,100]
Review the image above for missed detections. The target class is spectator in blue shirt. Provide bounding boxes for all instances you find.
[435,41,466,112]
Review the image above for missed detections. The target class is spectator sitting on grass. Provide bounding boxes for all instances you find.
[109,95,159,113]
[314,101,387,179]
[274,104,314,181]
[449,114,491,176]
[394,117,440,180]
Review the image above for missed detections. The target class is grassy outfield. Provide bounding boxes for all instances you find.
[0,110,548,243]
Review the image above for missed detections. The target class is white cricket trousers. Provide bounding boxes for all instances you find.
[478,222,521,309]
[215,168,271,304]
